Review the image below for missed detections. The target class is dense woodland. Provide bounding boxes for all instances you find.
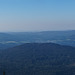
[0,43,75,75]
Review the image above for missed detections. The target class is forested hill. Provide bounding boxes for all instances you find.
[0,43,75,75]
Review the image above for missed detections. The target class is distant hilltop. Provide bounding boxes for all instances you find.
[0,30,74,49]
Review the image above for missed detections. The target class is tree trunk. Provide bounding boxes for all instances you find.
[3,71,5,75]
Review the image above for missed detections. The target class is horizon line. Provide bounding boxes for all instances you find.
[0,30,75,33]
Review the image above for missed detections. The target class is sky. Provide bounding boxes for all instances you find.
[0,0,75,32]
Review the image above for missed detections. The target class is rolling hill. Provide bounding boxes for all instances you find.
[0,43,75,75]
[0,30,75,49]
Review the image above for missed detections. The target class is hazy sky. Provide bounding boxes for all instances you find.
[0,0,75,32]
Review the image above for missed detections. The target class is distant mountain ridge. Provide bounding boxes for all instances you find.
[0,43,75,75]
[0,30,75,49]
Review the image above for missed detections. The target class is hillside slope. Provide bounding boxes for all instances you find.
[0,43,75,75]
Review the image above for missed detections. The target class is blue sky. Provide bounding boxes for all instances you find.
[0,0,75,32]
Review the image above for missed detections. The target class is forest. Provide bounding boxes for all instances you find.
[0,43,75,75]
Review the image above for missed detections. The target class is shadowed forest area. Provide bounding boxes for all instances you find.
[0,43,75,75]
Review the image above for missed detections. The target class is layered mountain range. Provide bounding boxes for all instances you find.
[0,30,75,49]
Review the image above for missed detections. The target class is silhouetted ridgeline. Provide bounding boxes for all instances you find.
[0,43,75,75]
